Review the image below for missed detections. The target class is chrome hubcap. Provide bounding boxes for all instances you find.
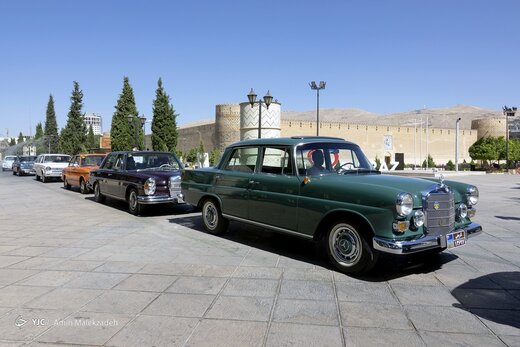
[204,203,218,229]
[330,224,361,266]
[129,192,137,210]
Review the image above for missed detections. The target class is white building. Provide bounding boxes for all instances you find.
[83,113,103,135]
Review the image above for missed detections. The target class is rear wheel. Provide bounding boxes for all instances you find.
[201,199,229,235]
[35,172,40,181]
[93,182,105,203]
[324,220,378,274]
[127,188,141,216]
[79,178,89,194]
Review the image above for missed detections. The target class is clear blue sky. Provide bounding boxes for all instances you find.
[1,0,519,137]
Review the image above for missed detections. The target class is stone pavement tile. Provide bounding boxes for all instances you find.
[24,288,103,311]
[0,256,29,268]
[452,288,520,310]
[279,279,335,301]
[0,286,53,307]
[4,247,56,257]
[0,245,21,254]
[0,269,39,287]
[434,264,501,289]
[335,282,399,304]
[171,254,244,266]
[93,261,144,274]
[391,284,459,306]
[17,271,85,287]
[186,319,267,347]
[344,327,425,347]
[114,274,177,292]
[500,335,520,346]
[419,331,508,347]
[221,278,278,298]
[282,268,333,282]
[7,257,64,271]
[40,247,91,258]
[0,308,70,341]
[64,272,130,290]
[46,260,106,272]
[36,312,131,346]
[273,298,338,325]
[165,276,227,295]
[139,263,236,277]
[332,271,382,284]
[238,252,279,267]
[404,305,489,334]
[277,257,315,269]
[232,266,283,279]
[0,307,13,318]
[81,291,159,315]
[142,293,214,317]
[206,296,273,322]
[0,340,22,346]
[470,308,520,336]
[386,272,443,286]
[339,301,413,330]
[105,315,199,347]
[265,322,342,347]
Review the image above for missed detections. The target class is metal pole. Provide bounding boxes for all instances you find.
[258,102,262,139]
[506,114,509,169]
[413,119,417,168]
[455,118,461,172]
[426,115,429,169]
[420,118,423,169]
[316,89,320,136]
[134,118,139,150]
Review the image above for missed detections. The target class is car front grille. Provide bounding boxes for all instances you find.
[424,191,455,236]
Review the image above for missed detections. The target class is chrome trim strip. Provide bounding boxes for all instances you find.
[222,213,313,240]
[137,194,184,204]
[373,222,482,254]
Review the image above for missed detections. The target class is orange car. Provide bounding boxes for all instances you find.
[62,154,106,194]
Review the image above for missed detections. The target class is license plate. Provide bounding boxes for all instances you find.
[446,230,466,249]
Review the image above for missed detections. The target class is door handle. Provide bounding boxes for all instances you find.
[248,180,259,185]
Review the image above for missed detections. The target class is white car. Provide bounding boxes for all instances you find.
[34,154,71,183]
[2,155,16,171]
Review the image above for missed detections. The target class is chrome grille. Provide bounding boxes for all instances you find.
[424,191,455,236]
[168,176,181,197]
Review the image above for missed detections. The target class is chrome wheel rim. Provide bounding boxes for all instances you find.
[80,180,86,192]
[203,202,218,230]
[95,184,100,198]
[129,191,137,211]
[329,224,361,267]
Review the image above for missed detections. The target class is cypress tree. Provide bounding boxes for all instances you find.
[44,94,59,153]
[151,78,178,152]
[111,77,141,151]
[35,122,43,139]
[18,132,24,143]
[9,138,16,146]
[86,124,97,150]
[59,81,87,155]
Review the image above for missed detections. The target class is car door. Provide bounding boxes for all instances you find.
[68,155,80,186]
[248,146,300,231]
[213,146,259,219]
[34,155,43,176]
[95,153,117,196]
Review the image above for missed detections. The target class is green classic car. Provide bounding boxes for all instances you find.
[181,137,481,274]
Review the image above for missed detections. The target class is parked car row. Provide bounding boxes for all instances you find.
[4,136,483,274]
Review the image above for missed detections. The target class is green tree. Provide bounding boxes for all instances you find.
[59,81,87,155]
[111,77,141,151]
[86,124,97,150]
[209,148,221,166]
[186,147,199,163]
[374,155,381,170]
[422,154,436,168]
[151,78,178,152]
[44,94,59,153]
[34,122,43,140]
[17,132,24,144]
[446,160,455,171]
[9,138,16,146]
[469,137,500,164]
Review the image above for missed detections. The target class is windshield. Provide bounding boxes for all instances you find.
[126,153,181,171]
[46,155,70,163]
[296,142,376,176]
[81,155,105,167]
[20,156,36,162]
[5,156,16,161]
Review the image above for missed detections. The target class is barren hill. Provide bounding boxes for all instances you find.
[282,105,502,129]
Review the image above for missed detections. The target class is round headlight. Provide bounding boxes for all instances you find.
[458,203,468,219]
[467,186,479,206]
[396,192,413,217]
[412,210,425,227]
[143,178,156,195]
[45,166,51,171]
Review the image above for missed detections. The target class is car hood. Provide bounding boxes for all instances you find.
[41,162,69,168]
[120,169,182,185]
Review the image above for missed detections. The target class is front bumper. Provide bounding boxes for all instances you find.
[20,168,35,174]
[373,222,483,255]
[44,171,63,178]
[137,192,185,205]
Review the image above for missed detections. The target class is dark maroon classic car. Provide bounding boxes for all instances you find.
[89,151,184,215]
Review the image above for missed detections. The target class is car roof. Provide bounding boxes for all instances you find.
[107,151,174,155]
[228,136,356,148]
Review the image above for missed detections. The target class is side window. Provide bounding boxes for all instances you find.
[103,154,117,169]
[223,147,258,173]
[113,154,125,170]
[260,147,293,175]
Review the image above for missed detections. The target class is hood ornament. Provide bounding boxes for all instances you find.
[439,174,445,188]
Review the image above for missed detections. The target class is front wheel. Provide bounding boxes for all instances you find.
[201,199,229,235]
[324,221,378,274]
[79,178,89,194]
[127,188,142,216]
[41,174,47,183]
[93,182,105,203]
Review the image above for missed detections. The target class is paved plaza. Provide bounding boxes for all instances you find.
[0,171,518,346]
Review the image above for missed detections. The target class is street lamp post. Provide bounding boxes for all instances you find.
[309,81,326,136]
[455,118,461,172]
[503,106,517,169]
[247,88,273,139]
[127,114,147,150]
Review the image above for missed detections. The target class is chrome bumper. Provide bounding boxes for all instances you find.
[373,222,483,255]
[137,193,184,205]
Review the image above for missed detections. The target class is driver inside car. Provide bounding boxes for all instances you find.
[307,150,329,176]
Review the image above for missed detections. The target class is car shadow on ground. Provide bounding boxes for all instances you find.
[451,271,520,329]
[495,215,520,221]
[168,214,458,281]
[84,196,194,217]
